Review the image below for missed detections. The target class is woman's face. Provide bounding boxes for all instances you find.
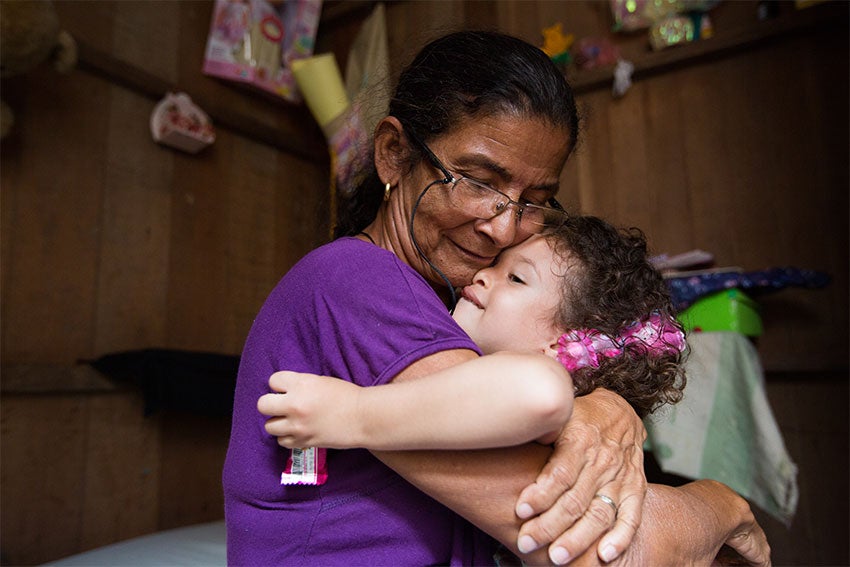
[452,235,568,355]
[396,113,571,287]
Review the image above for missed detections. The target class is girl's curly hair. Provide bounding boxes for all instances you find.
[545,216,687,418]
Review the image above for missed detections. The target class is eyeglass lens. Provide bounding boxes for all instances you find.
[451,178,566,234]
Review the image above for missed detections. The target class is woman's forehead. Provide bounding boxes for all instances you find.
[437,114,571,169]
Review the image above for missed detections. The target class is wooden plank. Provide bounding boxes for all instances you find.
[321,0,379,27]
[0,93,23,359]
[0,364,117,394]
[639,71,693,254]
[2,68,109,363]
[573,89,615,215]
[94,86,173,355]
[677,61,738,267]
[165,133,231,353]
[383,1,467,79]
[758,378,850,565]
[110,0,180,84]
[222,137,279,353]
[606,81,651,228]
[53,0,116,56]
[751,33,848,371]
[80,392,161,551]
[273,153,331,276]
[157,412,230,530]
[0,395,90,564]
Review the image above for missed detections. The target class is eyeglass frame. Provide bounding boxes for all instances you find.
[403,126,569,233]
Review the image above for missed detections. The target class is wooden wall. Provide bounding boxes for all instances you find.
[1,1,847,565]
[356,0,849,374]
[1,1,329,564]
[370,2,850,565]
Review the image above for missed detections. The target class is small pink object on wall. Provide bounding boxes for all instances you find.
[150,92,215,154]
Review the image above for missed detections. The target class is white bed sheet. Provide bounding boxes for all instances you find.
[45,521,226,566]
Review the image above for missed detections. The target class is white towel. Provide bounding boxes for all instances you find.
[645,331,798,525]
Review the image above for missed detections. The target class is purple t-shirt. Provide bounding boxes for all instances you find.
[223,238,496,566]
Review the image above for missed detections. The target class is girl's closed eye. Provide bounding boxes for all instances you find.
[509,273,526,284]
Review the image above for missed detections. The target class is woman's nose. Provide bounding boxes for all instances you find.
[475,209,519,248]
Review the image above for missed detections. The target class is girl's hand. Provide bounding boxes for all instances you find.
[258,371,363,449]
[514,388,647,565]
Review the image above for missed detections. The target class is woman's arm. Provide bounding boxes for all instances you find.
[261,352,573,450]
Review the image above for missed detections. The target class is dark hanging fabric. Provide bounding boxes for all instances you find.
[666,267,831,312]
[85,349,240,417]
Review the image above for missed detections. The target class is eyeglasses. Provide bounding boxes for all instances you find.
[407,129,569,235]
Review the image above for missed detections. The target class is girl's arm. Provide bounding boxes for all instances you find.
[260,351,573,450]
[263,348,646,564]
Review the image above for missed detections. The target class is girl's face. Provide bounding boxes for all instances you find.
[453,235,569,355]
[396,113,571,288]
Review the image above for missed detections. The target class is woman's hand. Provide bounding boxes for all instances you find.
[568,481,771,567]
[258,371,363,449]
[705,481,771,567]
[514,388,647,565]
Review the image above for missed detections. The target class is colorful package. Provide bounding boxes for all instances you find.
[202,0,322,102]
[281,447,328,485]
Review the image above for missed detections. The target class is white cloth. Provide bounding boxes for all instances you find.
[45,521,226,566]
[645,331,798,525]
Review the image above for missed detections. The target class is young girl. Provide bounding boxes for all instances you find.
[261,215,687,453]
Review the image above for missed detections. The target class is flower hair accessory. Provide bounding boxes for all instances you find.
[556,312,686,373]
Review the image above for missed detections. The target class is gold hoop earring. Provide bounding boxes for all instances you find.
[384,182,392,201]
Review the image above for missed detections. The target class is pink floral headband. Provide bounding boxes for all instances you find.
[556,312,686,373]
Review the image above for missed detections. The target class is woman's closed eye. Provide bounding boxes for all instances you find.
[520,197,547,207]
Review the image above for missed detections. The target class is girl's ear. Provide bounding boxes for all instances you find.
[544,334,563,360]
[373,116,411,186]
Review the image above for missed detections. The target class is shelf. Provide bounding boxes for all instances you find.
[569,1,847,94]
[75,40,327,163]
[1,363,120,395]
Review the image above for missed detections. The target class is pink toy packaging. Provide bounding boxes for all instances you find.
[202,0,322,102]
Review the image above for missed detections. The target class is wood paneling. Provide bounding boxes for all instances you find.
[1,1,329,563]
[1,1,846,564]
[1,68,110,363]
[755,374,850,566]
[95,86,173,355]
[474,0,849,372]
[0,392,163,565]
[1,396,91,564]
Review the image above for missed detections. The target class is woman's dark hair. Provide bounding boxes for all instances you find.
[334,30,580,238]
[546,216,687,418]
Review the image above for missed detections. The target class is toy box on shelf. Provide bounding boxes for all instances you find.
[202,0,322,103]
[677,288,764,337]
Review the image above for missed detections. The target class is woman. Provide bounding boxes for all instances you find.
[225,31,770,566]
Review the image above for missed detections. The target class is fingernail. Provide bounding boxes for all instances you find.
[550,546,570,565]
[517,535,538,554]
[600,544,617,562]
[516,502,534,519]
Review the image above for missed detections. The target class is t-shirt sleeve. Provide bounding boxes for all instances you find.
[263,239,480,387]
